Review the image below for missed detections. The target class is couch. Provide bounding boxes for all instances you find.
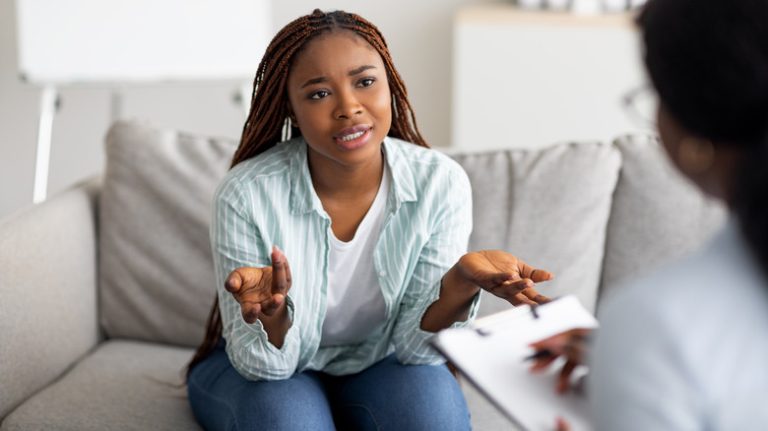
[0,121,726,430]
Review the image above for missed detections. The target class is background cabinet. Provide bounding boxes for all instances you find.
[451,4,650,151]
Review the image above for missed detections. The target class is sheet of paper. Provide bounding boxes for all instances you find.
[432,295,598,431]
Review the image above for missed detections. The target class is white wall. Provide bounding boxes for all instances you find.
[0,0,483,219]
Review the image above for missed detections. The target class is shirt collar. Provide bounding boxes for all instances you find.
[288,136,418,216]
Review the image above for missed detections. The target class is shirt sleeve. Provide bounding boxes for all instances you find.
[391,166,479,365]
[589,287,702,431]
[210,178,301,381]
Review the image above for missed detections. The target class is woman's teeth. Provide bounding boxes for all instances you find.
[339,130,365,142]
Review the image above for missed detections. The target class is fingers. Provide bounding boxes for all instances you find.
[225,270,243,293]
[563,333,588,365]
[260,293,285,317]
[518,261,554,283]
[555,417,571,431]
[468,270,515,291]
[531,329,590,362]
[490,281,550,306]
[271,246,292,295]
[241,301,261,324]
[241,293,285,322]
[511,291,537,306]
[529,352,559,373]
[487,278,533,303]
[522,287,551,304]
[557,360,579,394]
[226,247,292,325]
[225,267,265,294]
[531,332,570,356]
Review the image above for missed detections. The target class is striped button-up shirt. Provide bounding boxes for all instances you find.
[211,136,478,381]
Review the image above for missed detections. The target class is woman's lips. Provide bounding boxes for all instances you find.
[334,126,372,150]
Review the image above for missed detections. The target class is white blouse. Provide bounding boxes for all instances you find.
[321,163,390,347]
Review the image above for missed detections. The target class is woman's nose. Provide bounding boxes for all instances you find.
[334,89,363,119]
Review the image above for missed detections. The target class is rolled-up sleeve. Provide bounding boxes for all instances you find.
[210,178,301,381]
[392,167,479,365]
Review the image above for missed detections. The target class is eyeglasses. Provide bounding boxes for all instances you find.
[621,85,658,130]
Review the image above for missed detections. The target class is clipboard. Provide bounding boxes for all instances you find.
[431,295,599,431]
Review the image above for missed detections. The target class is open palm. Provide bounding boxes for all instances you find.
[456,250,553,306]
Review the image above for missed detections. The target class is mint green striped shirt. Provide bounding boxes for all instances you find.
[211,136,478,381]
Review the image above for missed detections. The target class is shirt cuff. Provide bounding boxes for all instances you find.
[244,293,297,355]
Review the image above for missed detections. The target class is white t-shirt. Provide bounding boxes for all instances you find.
[591,217,768,430]
[320,164,389,347]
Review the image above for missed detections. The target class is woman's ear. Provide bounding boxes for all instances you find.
[676,136,715,175]
[286,104,298,126]
[658,104,715,176]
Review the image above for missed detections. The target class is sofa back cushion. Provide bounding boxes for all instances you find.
[99,121,236,347]
[599,134,727,302]
[451,142,622,315]
[0,179,101,419]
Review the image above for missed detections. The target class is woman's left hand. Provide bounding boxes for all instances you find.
[454,250,553,306]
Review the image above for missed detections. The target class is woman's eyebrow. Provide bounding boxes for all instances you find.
[301,77,326,88]
[300,65,377,88]
[348,65,376,76]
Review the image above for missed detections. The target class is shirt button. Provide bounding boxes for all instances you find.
[379,271,386,277]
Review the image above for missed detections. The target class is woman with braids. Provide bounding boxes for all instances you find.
[186,9,552,430]
[530,0,768,429]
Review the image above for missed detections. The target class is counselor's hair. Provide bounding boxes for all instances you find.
[638,0,768,275]
[186,9,427,379]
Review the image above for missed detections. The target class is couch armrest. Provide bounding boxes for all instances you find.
[0,177,101,419]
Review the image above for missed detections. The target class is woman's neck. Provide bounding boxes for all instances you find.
[307,148,384,201]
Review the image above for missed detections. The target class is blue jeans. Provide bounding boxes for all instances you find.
[188,344,471,430]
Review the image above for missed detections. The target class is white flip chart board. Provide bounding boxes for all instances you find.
[15,0,271,83]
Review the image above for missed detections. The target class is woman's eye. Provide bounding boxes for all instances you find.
[358,78,376,88]
[309,90,329,100]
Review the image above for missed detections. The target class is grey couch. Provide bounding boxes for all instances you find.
[0,121,726,430]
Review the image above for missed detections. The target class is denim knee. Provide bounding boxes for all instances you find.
[188,349,335,431]
[332,355,471,431]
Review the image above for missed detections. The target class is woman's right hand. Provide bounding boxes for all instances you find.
[225,246,292,324]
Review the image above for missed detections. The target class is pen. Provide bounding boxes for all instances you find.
[530,303,540,319]
[523,349,555,362]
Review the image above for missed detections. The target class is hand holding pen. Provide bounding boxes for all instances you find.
[527,327,593,394]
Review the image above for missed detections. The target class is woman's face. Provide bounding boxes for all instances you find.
[286,30,392,171]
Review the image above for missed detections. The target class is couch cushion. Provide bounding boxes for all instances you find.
[0,179,100,420]
[0,340,199,431]
[599,134,727,300]
[99,121,236,347]
[451,141,622,314]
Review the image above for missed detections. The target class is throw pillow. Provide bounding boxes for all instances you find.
[99,120,236,347]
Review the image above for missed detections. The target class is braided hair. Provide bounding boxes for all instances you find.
[186,9,426,379]
[232,8,427,167]
[639,0,768,276]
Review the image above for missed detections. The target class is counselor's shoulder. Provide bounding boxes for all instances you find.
[384,136,470,194]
